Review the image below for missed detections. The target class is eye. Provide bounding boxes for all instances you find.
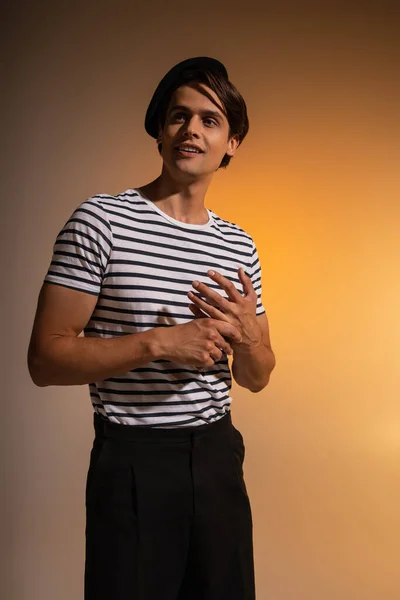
[172,112,186,122]
[203,118,217,127]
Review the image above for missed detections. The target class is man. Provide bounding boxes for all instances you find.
[28,57,276,600]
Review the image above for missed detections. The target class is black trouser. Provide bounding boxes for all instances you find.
[84,411,256,600]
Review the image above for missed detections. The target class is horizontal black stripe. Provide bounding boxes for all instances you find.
[104,375,231,386]
[99,283,254,300]
[95,386,230,396]
[89,395,230,408]
[54,238,102,260]
[107,258,251,281]
[108,217,252,253]
[95,305,195,319]
[92,312,194,325]
[96,284,257,300]
[96,293,210,306]
[102,269,249,287]
[113,232,251,261]
[90,364,230,376]
[53,250,101,270]
[89,402,231,420]
[50,260,102,277]
[97,282,228,303]
[96,295,201,307]
[86,318,212,329]
[93,305,236,330]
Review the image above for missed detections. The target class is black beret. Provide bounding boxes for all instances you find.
[144,57,228,139]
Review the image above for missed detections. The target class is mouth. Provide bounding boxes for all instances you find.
[174,144,204,157]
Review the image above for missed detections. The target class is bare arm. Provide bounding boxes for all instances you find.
[231,313,276,392]
[27,282,241,387]
[27,283,164,387]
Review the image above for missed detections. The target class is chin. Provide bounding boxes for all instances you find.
[173,160,219,178]
[167,163,200,178]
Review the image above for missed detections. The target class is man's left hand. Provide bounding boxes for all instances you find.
[187,268,263,351]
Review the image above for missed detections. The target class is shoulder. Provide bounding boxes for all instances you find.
[208,209,254,245]
[72,188,139,226]
[82,188,139,209]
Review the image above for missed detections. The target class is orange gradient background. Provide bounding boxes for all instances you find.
[3,2,400,599]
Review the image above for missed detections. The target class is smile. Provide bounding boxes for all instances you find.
[174,145,204,156]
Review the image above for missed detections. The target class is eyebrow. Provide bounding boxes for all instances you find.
[169,105,224,121]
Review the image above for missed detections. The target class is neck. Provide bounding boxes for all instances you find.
[138,169,212,225]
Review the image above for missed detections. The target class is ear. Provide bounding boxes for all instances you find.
[226,134,240,157]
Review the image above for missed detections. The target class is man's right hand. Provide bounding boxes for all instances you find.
[156,318,242,368]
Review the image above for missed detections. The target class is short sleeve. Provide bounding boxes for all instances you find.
[249,240,266,316]
[44,199,113,296]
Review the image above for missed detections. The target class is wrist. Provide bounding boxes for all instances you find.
[232,324,263,354]
[147,326,169,361]
[232,338,263,355]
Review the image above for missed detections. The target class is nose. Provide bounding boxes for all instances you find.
[183,116,201,138]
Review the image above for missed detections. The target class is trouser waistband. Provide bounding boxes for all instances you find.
[93,411,233,442]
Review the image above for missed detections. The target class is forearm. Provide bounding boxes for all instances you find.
[231,342,276,393]
[28,328,164,387]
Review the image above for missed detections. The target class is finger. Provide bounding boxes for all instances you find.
[214,320,243,344]
[189,307,232,354]
[188,303,208,318]
[207,270,243,303]
[191,279,232,312]
[216,335,233,355]
[238,267,258,301]
[188,291,229,321]
[209,346,223,363]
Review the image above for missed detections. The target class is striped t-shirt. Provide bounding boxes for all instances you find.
[44,188,265,428]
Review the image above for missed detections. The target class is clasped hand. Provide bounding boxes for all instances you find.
[187,268,262,351]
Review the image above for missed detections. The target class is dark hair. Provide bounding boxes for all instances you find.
[156,68,249,168]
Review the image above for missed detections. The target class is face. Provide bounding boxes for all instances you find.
[158,84,239,180]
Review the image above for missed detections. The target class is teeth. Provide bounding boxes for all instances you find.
[178,147,200,153]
